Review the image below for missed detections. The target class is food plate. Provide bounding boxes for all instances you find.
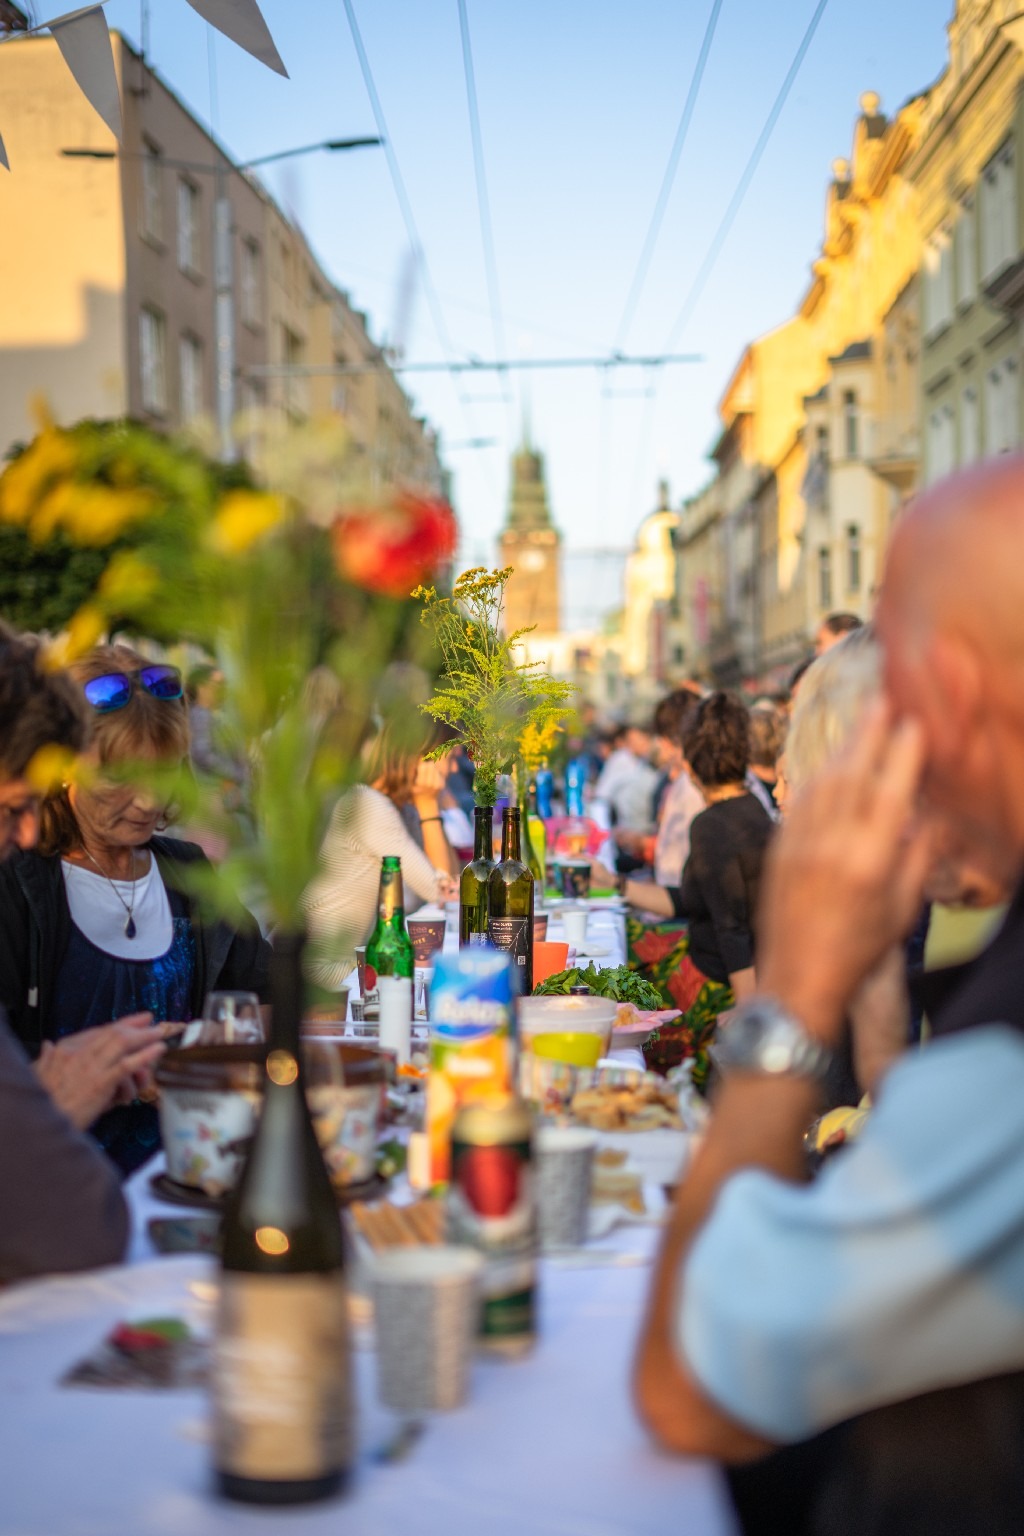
[611,1006,680,1050]
[574,944,612,959]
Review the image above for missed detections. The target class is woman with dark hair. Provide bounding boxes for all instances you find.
[0,643,270,1174]
[674,693,773,1000]
[595,693,773,1076]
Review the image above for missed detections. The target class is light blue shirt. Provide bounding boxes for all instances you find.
[681,1025,1024,1441]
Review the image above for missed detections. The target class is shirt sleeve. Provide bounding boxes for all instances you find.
[0,1017,128,1284]
[680,1026,1024,1441]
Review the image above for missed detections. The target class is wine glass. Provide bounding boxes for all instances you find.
[200,990,263,1045]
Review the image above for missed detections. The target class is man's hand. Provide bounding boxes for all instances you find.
[758,701,932,1044]
[849,945,910,1099]
[34,1014,169,1131]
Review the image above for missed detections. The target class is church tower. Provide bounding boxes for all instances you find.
[498,442,562,635]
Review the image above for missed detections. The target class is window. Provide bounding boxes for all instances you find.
[818,547,832,609]
[177,178,200,274]
[985,356,1020,455]
[843,390,859,458]
[240,237,261,328]
[923,228,954,335]
[845,525,861,594]
[961,385,980,464]
[332,355,347,414]
[139,308,167,415]
[981,142,1017,282]
[955,197,976,307]
[282,325,306,421]
[179,332,203,423]
[927,402,956,483]
[140,141,163,242]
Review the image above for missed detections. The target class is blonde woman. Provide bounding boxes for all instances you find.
[0,644,270,1174]
[304,730,459,989]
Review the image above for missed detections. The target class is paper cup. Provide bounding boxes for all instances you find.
[532,913,550,942]
[407,919,446,966]
[534,1125,598,1249]
[558,860,591,899]
[371,1246,484,1412]
[559,905,589,950]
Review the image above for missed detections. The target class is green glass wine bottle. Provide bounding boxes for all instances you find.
[460,805,495,948]
[487,805,535,993]
[522,780,547,889]
[213,932,351,1506]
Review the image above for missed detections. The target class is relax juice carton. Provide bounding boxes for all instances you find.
[427,949,515,1184]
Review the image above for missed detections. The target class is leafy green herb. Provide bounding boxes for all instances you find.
[533,963,662,1009]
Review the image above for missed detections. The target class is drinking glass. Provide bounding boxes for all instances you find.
[200,990,263,1045]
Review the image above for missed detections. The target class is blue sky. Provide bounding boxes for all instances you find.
[98,0,952,594]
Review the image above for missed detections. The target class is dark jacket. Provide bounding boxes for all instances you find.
[0,835,271,1054]
[0,1007,128,1283]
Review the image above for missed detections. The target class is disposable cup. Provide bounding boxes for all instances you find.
[371,1246,484,1412]
[535,1125,598,1249]
[378,975,412,1065]
[560,905,589,950]
[532,940,569,987]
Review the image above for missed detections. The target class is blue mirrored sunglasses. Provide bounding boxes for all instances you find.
[82,665,184,714]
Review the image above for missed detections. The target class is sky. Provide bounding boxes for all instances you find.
[94,0,952,616]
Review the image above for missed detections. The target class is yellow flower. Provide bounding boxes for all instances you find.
[44,605,106,669]
[0,428,77,527]
[97,551,159,611]
[208,491,285,555]
[24,744,84,795]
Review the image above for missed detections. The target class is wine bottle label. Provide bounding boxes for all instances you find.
[214,1273,351,1482]
[487,915,530,972]
[467,932,489,947]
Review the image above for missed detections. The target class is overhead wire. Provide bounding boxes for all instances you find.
[612,0,726,353]
[456,0,512,411]
[626,0,833,516]
[599,0,724,540]
[339,0,498,496]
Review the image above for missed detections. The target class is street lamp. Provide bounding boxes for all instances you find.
[60,136,382,457]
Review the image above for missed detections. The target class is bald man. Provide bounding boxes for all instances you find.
[635,459,1024,1532]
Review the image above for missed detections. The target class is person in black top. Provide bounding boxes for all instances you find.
[669,693,773,998]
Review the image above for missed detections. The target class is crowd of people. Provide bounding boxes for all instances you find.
[4,458,1024,1530]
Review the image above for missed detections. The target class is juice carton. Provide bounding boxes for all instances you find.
[427,949,515,1184]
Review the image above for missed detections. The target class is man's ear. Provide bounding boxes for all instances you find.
[926,633,983,759]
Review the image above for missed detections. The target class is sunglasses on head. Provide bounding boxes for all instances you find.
[82,665,184,714]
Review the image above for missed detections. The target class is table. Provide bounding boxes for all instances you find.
[0,1205,737,1536]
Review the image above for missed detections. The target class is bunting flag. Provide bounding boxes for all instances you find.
[48,4,122,141]
[0,130,8,172]
[183,0,288,77]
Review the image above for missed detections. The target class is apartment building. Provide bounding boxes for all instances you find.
[0,32,442,492]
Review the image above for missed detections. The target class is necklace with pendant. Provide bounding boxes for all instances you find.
[82,848,140,939]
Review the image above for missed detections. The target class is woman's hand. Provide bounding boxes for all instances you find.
[35,1014,167,1130]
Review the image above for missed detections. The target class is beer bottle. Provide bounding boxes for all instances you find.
[365,856,414,1062]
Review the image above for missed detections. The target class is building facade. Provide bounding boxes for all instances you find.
[910,0,1024,484]
[676,90,928,682]
[0,33,443,492]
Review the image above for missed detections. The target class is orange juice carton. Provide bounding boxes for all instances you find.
[426,950,515,1184]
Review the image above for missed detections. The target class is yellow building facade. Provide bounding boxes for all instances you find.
[682,91,928,680]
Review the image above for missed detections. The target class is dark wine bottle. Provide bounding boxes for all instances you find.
[487,806,535,993]
[213,933,351,1506]
[460,804,496,948]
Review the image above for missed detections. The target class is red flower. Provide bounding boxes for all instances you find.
[332,491,457,598]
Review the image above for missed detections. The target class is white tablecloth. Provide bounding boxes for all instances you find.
[0,1233,737,1536]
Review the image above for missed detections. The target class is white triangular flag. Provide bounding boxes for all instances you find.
[0,130,8,172]
[48,5,122,141]
[184,0,288,77]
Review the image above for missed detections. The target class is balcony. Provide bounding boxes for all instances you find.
[868,429,920,495]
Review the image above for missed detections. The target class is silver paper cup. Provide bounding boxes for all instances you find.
[371,1246,484,1413]
[534,1125,598,1249]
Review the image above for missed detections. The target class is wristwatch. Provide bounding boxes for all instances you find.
[711,999,833,1081]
